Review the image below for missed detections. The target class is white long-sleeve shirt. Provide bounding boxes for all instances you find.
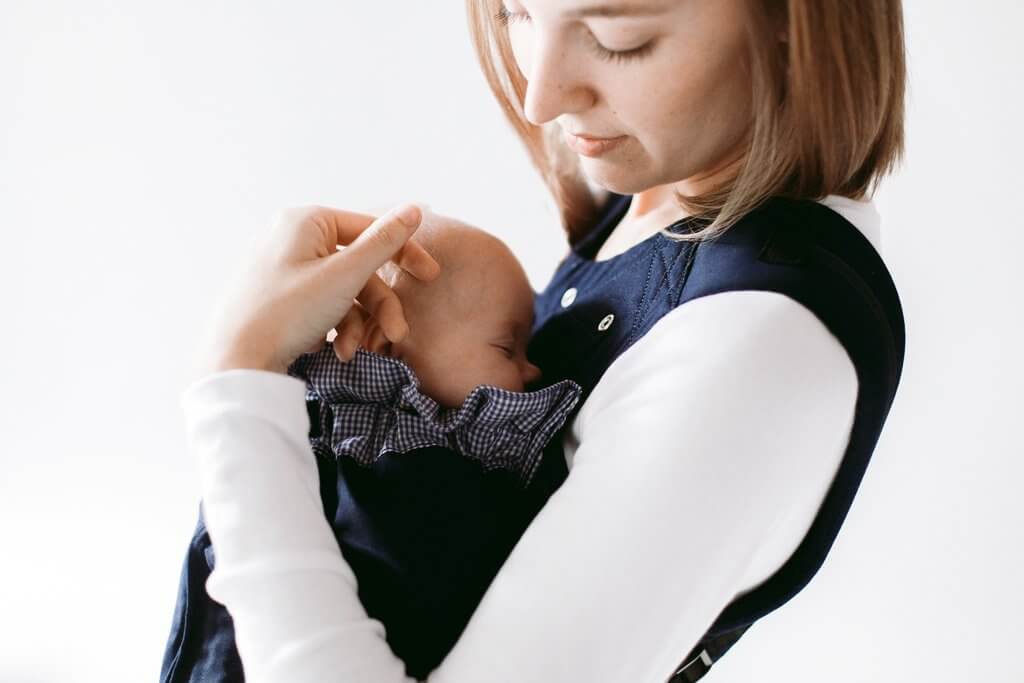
[184,196,881,683]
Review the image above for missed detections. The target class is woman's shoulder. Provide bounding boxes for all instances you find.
[571,288,857,431]
[710,193,882,254]
[683,193,903,354]
[817,194,883,254]
[567,190,899,427]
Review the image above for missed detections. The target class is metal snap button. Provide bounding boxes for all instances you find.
[561,287,577,308]
[597,313,614,331]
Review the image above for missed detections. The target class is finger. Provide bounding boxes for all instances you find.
[355,272,409,343]
[335,301,366,348]
[394,238,441,283]
[323,205,440,280]
[358,316,381,353]
[334,302,368,362]
[322,205,441,283]
[366,323,391,356]
[374,229,441,283]
[336,241,438,285]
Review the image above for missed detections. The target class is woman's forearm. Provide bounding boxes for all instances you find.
[183,368,419,682]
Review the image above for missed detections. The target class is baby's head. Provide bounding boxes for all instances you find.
[363,209,543,409]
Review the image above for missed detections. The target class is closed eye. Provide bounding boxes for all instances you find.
[494,6,656,64]
[495,344,515,358]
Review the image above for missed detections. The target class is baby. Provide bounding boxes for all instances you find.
[343,206,548,407]
[160,209,583,683]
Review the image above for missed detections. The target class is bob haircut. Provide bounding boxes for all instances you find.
[465,0,907,244]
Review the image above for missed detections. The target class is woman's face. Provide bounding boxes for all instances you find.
[501,0,754,195]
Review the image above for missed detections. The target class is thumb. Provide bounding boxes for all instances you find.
[329,203,423,288]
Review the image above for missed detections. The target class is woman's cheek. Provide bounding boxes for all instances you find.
[507,27,532,77]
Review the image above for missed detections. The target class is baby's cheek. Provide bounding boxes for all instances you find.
[458,354,513,393]
[491,360,525,393]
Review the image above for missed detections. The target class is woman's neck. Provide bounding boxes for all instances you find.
[628,184,683,221]
[630,145,747,221]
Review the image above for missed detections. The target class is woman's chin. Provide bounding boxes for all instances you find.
[580,156,656,195]
[585,175,640,198]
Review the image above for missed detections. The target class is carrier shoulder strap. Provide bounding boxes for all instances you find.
[665,197,906,682]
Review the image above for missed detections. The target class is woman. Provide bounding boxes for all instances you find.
[167,1,906,681]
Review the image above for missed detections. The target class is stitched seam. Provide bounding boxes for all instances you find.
[659,243,688,309]
[627,248,658,347]
[673,241,700,309]
[651,240,674,303]
[636,239,688,343]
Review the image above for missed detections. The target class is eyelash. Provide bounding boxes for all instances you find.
[495,344,515,358]
[494,7,655,64]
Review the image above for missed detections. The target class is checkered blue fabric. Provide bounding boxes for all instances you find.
[286,346,583,489]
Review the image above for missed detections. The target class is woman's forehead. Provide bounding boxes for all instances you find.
[517,0,672,20]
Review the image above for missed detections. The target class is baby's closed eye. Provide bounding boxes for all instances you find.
[493,343,514,358]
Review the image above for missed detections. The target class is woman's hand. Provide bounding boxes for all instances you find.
[196,203,440,378]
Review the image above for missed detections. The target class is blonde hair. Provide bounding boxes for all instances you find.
[464,0,907,244]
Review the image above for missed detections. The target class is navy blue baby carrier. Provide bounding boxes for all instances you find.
[159,190,904,682]
[159,407,577,682]
[525,191,906,682]
[159,395,577,681]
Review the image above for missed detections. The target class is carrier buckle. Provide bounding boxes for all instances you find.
[669,648,713,682]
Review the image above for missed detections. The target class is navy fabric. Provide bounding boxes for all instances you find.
[160,190,905,682]
[158,445,339,683]
[525,193,711,402]
[160,342,582,681]
[525,191,905,679]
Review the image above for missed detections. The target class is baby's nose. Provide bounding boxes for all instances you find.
[523,361,543,385]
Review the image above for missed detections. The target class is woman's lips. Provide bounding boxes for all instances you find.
[564,131,627,157]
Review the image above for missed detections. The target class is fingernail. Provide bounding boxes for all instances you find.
[396,204,421,227]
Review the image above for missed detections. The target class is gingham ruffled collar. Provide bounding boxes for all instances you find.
[286,346,582,489]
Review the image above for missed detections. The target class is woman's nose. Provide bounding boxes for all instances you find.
[520,34,594,126]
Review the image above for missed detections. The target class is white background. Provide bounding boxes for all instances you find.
[1,1,1021,681]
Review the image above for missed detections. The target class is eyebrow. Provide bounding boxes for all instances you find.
[565,2,669,18]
